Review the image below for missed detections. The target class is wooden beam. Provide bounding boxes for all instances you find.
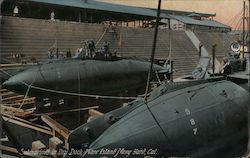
[35,106,99,116]
[41,115,70,150]
[32,141,46,151]
[41,115,70,140]
[13,97,36,104]
[1,101,35,108]
[0,144,19,153]
[1,91,15,97]
[1,105,34,117]
[0,89,8,93]
[2,95,24,102]
[1,103,23,107]
[2,115,52,135]
[88,109,103,118]
[0,63,34,68]
[2,113,51,130]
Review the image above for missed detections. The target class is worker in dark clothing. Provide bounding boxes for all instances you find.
[102,41,111,59]
[66,49,72,58]
[84,40,95,58]
[220,57,231,79]
[89,40,95,58]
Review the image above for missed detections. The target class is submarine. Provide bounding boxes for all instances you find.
[68,78,250,157]
[2,58,169,102]
[2,78,249,157]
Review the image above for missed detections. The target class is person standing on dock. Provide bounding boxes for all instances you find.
[13,6,19,17]
[89,40,95,58]
[50,11,55,21]
[220,57,231,78]
[102,41,110,59]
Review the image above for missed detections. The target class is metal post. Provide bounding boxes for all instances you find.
[170,61,173,81]
[242,1,246,58]
[248,0,250,86]
[168,18,172,64]
[56,48,59,59]
[212,44,217,76]
[78,10,81,22]
[198,43,203,58]
[248,0,250,53]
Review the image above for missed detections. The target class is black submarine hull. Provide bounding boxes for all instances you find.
[2,59,165,99]
[68,80,249,157]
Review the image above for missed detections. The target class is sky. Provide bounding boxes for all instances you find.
[102,0,248,29]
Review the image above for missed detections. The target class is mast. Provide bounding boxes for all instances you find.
[248,0,250,53]
[248,0,250,87]
[242,1,246,58]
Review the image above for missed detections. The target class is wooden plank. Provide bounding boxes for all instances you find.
[1,103,23,107]
[1,91,15,97]
[88,109,103,118]
[1,105,34,117]
[0,63,34,68]
[41,115,70,150]
[2,95,24,102]
[2,97,35,105]
[0,145,18,153]
[2,115,52,135]
[35,106,99,116]
[0,89,8,93]
[13,97,36,104]
[1,102,35,108]
[1,63,25,67]
[32,141,46,151]
[2,113,51,130]
[41,115,70,139]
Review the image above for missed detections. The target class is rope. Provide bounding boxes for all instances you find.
[0,69,138,100]
[144,0,161,99]
[143,0,169,140]
[95,26,109,47]
[18,79,34,109]
[227,8,243,29]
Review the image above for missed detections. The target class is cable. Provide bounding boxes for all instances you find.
[227,8,243,28]
[144,0,162,99]
[143,0,169,140]
[19,79,35,109]
[77,66,81,126]
[95,26,109,47]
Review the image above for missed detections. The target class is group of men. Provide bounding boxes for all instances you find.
[74,40,111,59]
[48,40,112,60]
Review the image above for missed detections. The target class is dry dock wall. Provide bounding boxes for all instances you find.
[195,31,239,62]
[0,16,237,77]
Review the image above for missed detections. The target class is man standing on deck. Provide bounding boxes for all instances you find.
[220,57,232,78]
[13,6,18,17]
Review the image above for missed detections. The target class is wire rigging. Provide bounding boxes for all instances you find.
[143,0,169,140]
